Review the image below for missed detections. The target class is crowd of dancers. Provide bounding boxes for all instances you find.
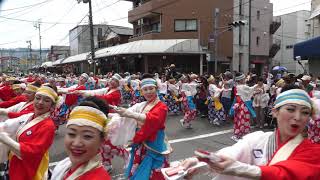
[0,65,320,179]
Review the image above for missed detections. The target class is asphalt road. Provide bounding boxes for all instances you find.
[49,114,236,179]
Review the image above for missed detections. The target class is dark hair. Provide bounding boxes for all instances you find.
[31,81,42,88]
[12,80,22,84]
[78,96,109,138]
[79,96,109,116]
[141,73,154,79]
[280,84,301,93]
[257,77,264,82]
[43,83,58,93]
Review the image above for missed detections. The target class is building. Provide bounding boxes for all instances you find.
[69,24,133,56]
[310,0,320,37]
[122,0,233,74]
[47,46,70,61]
[232,0,278,75]
[293,0,320,76]
[0,48,49,73]
[273,10,311,74]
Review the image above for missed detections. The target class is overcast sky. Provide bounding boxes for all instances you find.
[0,0,311,49]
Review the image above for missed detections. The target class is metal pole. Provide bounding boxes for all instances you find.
[88,0,96,75]
[34,21,41,66]
[214,8,219,74]
[39,23,42,65]
[248,0,252,72]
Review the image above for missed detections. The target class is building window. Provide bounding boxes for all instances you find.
[286,45,293,49]
[257,10,260,20]
[151,22,160,32]
[174,19,197,32]
[256,36,260,46]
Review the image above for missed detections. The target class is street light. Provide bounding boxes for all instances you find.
[296,56,307,74]
[26,40,32,71]
[77,0,96,75]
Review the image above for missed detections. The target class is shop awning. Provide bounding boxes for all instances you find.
[310,4,320,19]
[294,36,320,60]
[59,39,203,65]
[41,61,53,68]
[60,52,89,64]
[52,58,64,66]
[95,39,204,58]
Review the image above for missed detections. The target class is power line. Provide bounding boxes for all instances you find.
[54,13,89,45]
[41,2,78,34]
[0,0,54,12]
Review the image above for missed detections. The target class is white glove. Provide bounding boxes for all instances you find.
[0,132,21,158]
[222,161,261,179]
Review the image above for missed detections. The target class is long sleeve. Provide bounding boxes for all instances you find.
[133,103,168,143]
[19,119,55,158]
[6,103,34,119]
[96,90,121,106]
[82,88,108,96]
[0,95,27,108]
[260,140,320,180]
[65,85,86,106]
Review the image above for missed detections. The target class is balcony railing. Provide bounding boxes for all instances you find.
[129,29,161,39]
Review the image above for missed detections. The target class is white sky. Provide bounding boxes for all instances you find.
[0,0,311,49]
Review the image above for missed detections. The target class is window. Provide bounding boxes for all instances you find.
[151,22,160,32]
[257,10,260,20]
[286,45,293,49]
[174,19,197,32]
[256,36,260,46]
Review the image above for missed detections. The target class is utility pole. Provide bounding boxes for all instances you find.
[26,40,32,71]
[34,20,42,66]
[214,8,220,74]
[77,0,96,75]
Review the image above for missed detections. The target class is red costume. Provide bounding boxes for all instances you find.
[65,85,86,106]
[7,102,34,119]
[260,138,320,179]
[0,95,27,108]
[63,166,111,180]
[9,115,55,180]
[0,85,16,101]
[96,88,121,106]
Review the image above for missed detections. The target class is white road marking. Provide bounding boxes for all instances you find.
[168,129,232,144]
[49,129,232,169]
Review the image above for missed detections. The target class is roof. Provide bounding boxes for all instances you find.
[95,39,203,58]
[41,61,53,68]
[52,58,65,66]
[310,4,320,19]
[60,52,89,64]
[58,39,203,65]
[108,25,133,36]
[294,36,320,60]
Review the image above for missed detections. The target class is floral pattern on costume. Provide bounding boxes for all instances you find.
[181,94,196,123]
[129,144,169,180]
[308,118,320,144]
[233,99,251,139]
[164,93,180,114]
[207,97,225,125]
[100,139,129,166]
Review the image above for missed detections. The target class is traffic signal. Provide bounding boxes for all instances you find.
[228,20,247,27]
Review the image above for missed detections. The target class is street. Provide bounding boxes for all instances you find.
[49,114,236,179]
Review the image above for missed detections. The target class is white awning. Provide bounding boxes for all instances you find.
[59,39,203,65]
[310,4,320,19]
[41,61,53,68]
[95,39,204,58]
[52,58,64,66]
[60,52,89,64]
